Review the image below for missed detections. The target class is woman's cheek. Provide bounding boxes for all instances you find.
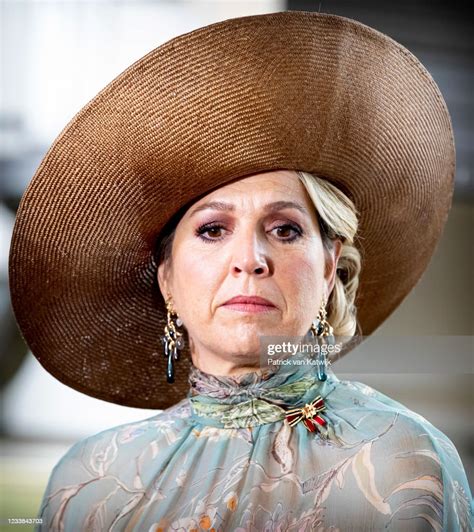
[286,254,321,289]
[177,263,217,325]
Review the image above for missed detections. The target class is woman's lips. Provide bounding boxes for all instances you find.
[222,303,277,313]
[221,296,278,314]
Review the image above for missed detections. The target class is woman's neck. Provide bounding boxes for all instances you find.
[189,345,263,378]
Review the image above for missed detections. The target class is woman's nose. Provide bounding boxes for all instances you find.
[230,229,271,276]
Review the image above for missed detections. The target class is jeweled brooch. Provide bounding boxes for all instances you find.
[284,395,327,433]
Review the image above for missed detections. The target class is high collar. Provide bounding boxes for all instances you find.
[187,361,337,429]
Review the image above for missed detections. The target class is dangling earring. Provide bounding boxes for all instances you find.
[161,296,184,383]
[310,293,334,382]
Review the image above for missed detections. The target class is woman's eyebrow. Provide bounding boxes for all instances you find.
[264,200,308,215]
[189,200,308,218]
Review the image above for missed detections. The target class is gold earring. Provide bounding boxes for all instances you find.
[310,293,334,382]
[161,296,184,383]
[310,293,334,338]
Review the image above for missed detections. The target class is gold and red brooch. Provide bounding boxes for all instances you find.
[284,395,327,433]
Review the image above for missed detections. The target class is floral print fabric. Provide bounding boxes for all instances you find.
[36,364,473,531]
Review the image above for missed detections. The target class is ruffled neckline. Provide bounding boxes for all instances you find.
[187,362,337,430]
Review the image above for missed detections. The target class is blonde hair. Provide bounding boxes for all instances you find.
[296,171,362,337]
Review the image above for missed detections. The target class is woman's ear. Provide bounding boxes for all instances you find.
[157,261,171,300]
[325,239,343,295]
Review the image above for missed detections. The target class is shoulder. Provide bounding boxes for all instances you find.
[55,396,191,466]
[381,411,473,530]
[57,397,191,465]
[334,378,473,530]
[337,377,464,465]
[37,399,192,528]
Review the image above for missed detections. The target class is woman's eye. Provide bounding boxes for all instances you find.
[196,223,226,242]
[196,222,302,243]
[206,227,222,238]
[271,224,303,242]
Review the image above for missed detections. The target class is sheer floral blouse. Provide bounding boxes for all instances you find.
[36,362,473,531]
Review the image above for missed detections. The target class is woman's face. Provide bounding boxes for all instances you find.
[158,170,342,375]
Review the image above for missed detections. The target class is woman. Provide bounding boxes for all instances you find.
[8,11,472,531]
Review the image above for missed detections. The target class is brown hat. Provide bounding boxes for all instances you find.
[8,11,455,409]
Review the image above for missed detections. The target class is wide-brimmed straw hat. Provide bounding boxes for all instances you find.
[8,11,455,409]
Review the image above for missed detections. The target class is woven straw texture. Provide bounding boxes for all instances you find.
[8,11,455,409]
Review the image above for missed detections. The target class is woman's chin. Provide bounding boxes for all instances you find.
[217,312,282,334]
[217,335,272,362]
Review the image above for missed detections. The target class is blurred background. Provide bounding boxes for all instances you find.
[1,0,472,527]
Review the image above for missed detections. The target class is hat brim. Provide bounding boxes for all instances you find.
[9,11,455,409]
